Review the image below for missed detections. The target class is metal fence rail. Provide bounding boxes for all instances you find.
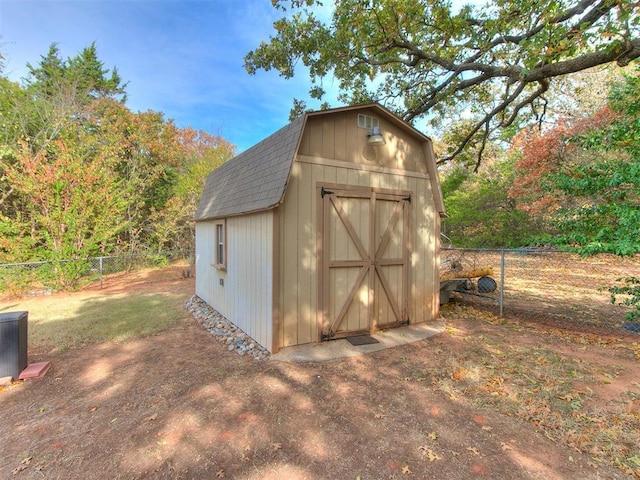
[441,248,640,332]
[0,251,194,295]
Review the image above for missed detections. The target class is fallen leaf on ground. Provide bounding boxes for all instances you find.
[12,465,28,475]
[271,442,282,450]
[374,413,386,419]
[428,431,438,440]
[402,465,412,474]
[215,469,225,478]
[419,446,442,462]
[145,413,158,422]
[467,447,481,456]
[501,443,512,451]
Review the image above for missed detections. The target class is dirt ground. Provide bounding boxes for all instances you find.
[1,266,639,479]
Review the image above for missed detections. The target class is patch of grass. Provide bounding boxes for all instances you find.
[2,292,186,352]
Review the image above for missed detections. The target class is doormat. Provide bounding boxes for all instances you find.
[347,335,380,346]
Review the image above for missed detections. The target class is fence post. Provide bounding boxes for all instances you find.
[500,249,505,317]
[99,256,103,289]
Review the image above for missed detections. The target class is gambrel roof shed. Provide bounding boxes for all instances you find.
[194,103,445,354]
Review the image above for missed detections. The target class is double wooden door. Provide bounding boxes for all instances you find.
[319,184,411,340]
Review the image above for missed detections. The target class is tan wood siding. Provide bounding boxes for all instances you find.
[326,191,371,336]
[319,186,410,338]
[278,156,439,349]
[411,181,440,324]
[374,196,405,327]
[279,161,317,347]
[271,209,281,353]
[298,109,428,174]
[195,211,275,352]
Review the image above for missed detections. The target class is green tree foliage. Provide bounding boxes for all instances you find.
[441,156,535,248]
[83,98,185,254]
[544,66,624,121]
[0,44,233,290]
[3,139,129,287]
[0,77,26,166]
[0,46,132,288]
[610,277,640,321]
[512,69,640,256]
[246,0,640,166]
[558,71,640,319]
[26,42,127,103]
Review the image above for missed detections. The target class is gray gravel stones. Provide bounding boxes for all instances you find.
[185,295,271,361]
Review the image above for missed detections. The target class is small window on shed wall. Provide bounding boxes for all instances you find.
[214,220,226,270]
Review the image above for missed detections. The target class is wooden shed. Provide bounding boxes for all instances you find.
[194,103,446,353]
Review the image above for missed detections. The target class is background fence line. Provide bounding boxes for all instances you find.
[441,247,564,317]
[441,247,640,333]
[0,250,194,295]
[2,248,638,333]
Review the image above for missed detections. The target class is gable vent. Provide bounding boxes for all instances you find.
[357,114,379,130]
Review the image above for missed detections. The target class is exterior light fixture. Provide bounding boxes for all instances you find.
[367,126,386,145]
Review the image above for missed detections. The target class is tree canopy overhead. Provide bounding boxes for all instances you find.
[245,0,640,167]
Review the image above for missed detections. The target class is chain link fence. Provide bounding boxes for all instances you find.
[0,251,194,296]
[440,248,640,333]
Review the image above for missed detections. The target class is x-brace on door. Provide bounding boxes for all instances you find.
[319,185,411,340]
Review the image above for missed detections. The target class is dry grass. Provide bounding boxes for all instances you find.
[0,291,186,353]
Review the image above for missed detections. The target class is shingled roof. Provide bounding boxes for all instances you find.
[194,115,305,221]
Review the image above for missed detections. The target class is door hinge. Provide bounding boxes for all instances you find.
[403,195,412,203]
[321,187,334,198]
[321,331,335,341]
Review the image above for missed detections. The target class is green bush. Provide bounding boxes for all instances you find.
[0,267,41,296]
[610,276,640,322]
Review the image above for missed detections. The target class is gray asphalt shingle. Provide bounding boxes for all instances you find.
[194,115,305,221]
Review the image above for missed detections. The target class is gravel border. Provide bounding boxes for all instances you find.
[185,295,271,361]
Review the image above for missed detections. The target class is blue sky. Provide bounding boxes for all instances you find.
[0,0,337,153]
